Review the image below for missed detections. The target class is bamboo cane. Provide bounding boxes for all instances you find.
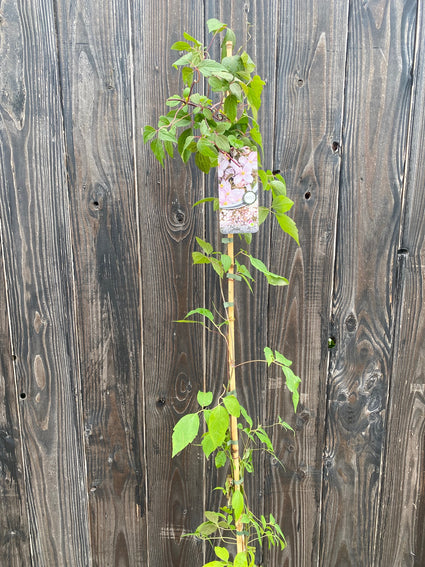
[225,39,246,555]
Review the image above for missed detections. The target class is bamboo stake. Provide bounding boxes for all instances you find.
[225,39,246,555]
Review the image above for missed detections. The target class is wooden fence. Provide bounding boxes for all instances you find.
[0,0,424,565]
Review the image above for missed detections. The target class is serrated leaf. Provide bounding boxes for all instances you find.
[207,18,227,33]
[173,52,193,67]
[270,179,287,196]
[198,59,227,77]
[250,127,263,149]
[210,257,225,278]
[177,128,193,155]
[247,75,265,111]
[192,251,211,265]
[264,346,274,366]
[264,272,289,286]
[232,489,244,522]
[213,134,230,152]
[172,413,200,457]
[197,390,213,407]
[195,151,215,174]
[158,128,177,143]
[282,366,301,413]
[214,546,230,561]
[208,76,230,92]
[196,522,219,537]
[240,405,253,428]
[275,213,299,244]
[273,195,293,214]
[259,206,270,225]
[222,55,245,75]
[201,432,215,459]
[143,125,156,143]
[182,66,194,86]
[224,94,238,121]
[195,236,213,254]
[223,395,240,417]
[258,169,268,188]
[234,552,249,567]
[164,140,174,158]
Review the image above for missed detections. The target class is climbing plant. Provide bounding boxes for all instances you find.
[144,18,300,567]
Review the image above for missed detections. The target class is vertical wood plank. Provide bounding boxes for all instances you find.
[376,2,425,564]
[133,2,205,564]
[0,0,91,564]
[320,1,416,565]
[0,236,31,565]
[264,1,349,565]
[54,0,147,564]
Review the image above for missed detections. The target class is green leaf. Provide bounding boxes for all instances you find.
[282,366,301,413]
[208,405,229,449]
[197,138,218,158]
[250,127,263,149]
[229,82,243,99]
[208,76,230,92]
[210,257,225,278]
[247,75,265,111]
[213,134,230,152]
[195,236,213,254]
[193,196,216,208]
[264,272,289,286]
[240,405,253,428]
[197,391,213,407]
[172,413,200,457]
[207,18,227,33]
[164,140,174,158]
[150,138,165,166]
[273,195,293,214]
[195,151,215,174]
[203,562,224,567]
[234,552,249,567]
[264,346,274,366]
[198,59,227,77]
[222,55,245,75]
[170,41,193,51]
[177,128,193,156]
[215,450,227,468]
[214,546,230,561]
[224,94,238,121]
[221,28,236,59]
[196,522,219,537]
[258,169,269,188]
[274,350,292,367]
[158,128,177,143]
[185,308,214,323]
[259,206,270,225]
[232,489,244,522]
[173,52,193,68]
[221,253,232,273]
[270,180,287,196]
[192,251,211,265]
[241,51,256,73]
[275,213,300,245]
[143,125,156,143]
[201,432,215,458]
[182,67,194,86]
[223,395,240,417]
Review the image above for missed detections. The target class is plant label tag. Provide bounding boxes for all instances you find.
[218,147,259,234]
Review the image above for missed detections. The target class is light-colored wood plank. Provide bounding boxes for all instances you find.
[320,1,417,565]
[265,1,349,565]
[0,0,91,564]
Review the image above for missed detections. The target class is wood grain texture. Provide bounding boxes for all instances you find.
[133,2,206,565]
[376,3,425,564]
[0,0,91,564]
[320,1,417,565]
[0,237,31,566]
[264,1,350,565]
[54,0,147,564]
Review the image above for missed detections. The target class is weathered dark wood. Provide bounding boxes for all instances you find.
[0,239,31,565]
[263,1,350,565]
[0,0,91,564]
[376,2,425,564]
[133,2,206,564]
[320,1,417,565]
[54,0,148,564]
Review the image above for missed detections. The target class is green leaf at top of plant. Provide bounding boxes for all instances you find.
[197,390,213,407]
[274,350,292,367]
[241,51,256,73]
[232,489,244,522]
[150,138,165,166]
[223,394,240,417]
[207,18,227,33]
[185,307,214,323]
[172,412,200,457]
[221,27,236,59]
[170,40,193,51]
[275,212,300,245]
[264,346,274,366]
[173,52,193,68]
[183,31,202,46]
[214,546,230,562]
[224,93,238,121]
